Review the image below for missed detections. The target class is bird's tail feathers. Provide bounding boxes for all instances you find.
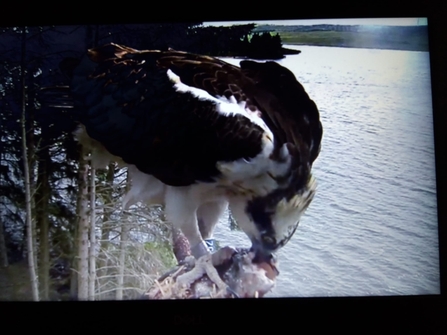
[73,125,125,169]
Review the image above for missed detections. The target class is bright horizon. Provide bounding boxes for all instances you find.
[204,18,428,27]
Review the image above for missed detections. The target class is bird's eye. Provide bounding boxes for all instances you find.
[262,235,276,246]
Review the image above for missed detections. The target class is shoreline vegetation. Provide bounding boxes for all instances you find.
[199,23,429,59]
[187,24,301,59]
[254,24,429,53]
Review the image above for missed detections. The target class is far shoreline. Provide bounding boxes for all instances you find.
[283,43,429,53]
[255,25,429,53]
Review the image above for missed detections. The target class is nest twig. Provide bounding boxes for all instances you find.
[143,228,278,299]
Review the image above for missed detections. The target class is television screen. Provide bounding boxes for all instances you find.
[0,16,442,308]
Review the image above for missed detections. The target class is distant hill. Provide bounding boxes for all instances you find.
[253,25,429,52]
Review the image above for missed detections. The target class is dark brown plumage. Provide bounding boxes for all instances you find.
[71,44,323,292]
[153,48,322,200]
[72,44,271,186]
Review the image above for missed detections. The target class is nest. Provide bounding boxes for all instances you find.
[143,248,278,299]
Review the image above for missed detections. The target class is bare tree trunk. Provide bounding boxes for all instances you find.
[97,163,114,299]
[77,147,89,300]
[0,220,8,268]
[88,167,96,300]
[25,71,38,272]
[21,28,39,301]
[115,222,129,300]
[115,169,130,300]
[36,139,51,300]
[0,150,8,268]
[69,219,78,300]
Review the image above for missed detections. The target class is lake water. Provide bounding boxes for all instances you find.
[214,45,440,297]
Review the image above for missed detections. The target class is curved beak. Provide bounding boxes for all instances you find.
[250,241,280,276]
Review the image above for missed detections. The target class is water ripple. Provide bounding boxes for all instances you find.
[216,46,439,298]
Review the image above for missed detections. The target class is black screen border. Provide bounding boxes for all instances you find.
[1,0,445,331]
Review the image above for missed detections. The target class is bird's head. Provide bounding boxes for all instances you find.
[229,175,317,264]
[231,60,322,264]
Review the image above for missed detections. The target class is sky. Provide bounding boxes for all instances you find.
[204,18,428,27]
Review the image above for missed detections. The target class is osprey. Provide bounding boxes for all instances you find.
[71,43,322,283]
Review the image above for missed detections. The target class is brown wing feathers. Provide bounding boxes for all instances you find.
[156,51,251,105]
[73,44,267,186]
[76,44,321,190]
[158,51,322,167]
[141,46,322,182]
[239,60,322,165]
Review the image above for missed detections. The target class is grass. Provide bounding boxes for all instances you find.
[278,31,429,52]
[0,261,33,301]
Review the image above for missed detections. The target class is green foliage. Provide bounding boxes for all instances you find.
[241,32,284,59]
[144,241,176,268]
[185,24,289,59]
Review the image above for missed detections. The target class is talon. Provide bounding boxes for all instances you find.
[175,254,228,297]
[180,255,196,268]
[157,264,183,282]
[174,247,250,299]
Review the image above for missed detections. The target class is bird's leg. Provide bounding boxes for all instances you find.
[166,212,223,294]
[165,187,205,257]
[176,249,239,298]
[176,254,228,297]
[197,200,229,254]
[165,193,236,296]
[174,245,238,298]
[190,201,239,296]
[197,201,228,240]
[190,240,210,259]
